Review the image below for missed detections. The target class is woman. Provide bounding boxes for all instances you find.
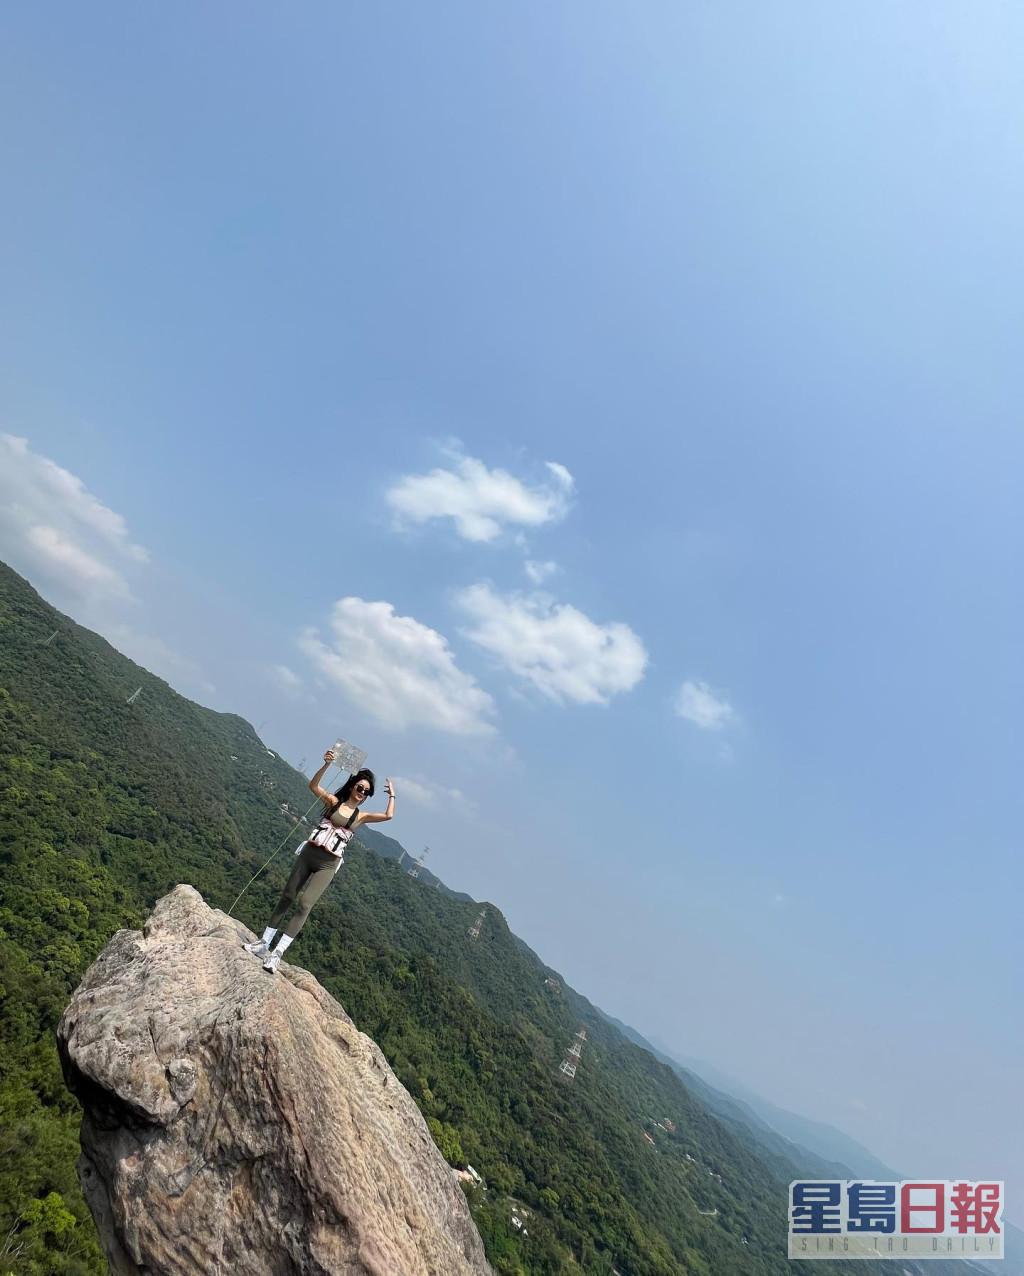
[244,749,396,973]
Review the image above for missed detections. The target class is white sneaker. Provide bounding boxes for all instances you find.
[243,939,269,958]
[262,950,282,974]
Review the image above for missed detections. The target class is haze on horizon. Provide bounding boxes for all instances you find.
[1,2,1020,1225]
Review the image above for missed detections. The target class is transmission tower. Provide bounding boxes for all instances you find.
[468,907,487,941]
[41,629,59,646]
[125,687,142,706]
[408,847,429,879]
[558,1028,587,1083]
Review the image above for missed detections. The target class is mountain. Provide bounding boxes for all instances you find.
[357,823,475,901]
[596,959,1022,1273]
[644,1046,897,1181]
[646,1046,1024,1275]
[593,1012,853,1182]
[0,559,985,1275]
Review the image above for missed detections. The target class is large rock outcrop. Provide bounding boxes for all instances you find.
[57,885,493,1276]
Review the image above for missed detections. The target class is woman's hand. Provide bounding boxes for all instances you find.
[323,749,336,765]
[384,778,395,798]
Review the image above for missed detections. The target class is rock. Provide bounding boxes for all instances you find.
[58,885,493,1276]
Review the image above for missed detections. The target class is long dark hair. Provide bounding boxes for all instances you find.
[328,768,376,814]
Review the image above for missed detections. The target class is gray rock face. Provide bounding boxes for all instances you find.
[58,885,493,1276]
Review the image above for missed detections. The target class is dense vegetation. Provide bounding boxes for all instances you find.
[1,562,937,1275]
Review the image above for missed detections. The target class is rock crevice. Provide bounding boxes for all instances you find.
[58,885,492,1276]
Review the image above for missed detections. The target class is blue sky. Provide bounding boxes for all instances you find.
[1,2,1020,1222]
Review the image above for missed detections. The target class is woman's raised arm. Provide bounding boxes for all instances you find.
[308,750,338,805]
[358,778,395,825]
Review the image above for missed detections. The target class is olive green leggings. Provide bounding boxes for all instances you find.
[268,843,341,939]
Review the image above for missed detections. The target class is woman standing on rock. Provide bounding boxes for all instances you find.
[244,750,396,973]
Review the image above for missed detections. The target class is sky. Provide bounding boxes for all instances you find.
[1,2,1021,1225]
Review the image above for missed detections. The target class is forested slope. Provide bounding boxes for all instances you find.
[1,561,946,1275]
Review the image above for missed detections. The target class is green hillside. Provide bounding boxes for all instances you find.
[1,561,938,1276]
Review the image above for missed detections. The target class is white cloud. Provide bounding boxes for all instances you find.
[0,437,218,706]
[673,680,734,730]
[0,433,148,601]
[25,525,131,596]
[544,461,573,489]
[524,559,559,584]
[455,584,648,705]
[385,451,574,543]
[390,775,476,811]
[270,664,302,694]
[299,597,497,735]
